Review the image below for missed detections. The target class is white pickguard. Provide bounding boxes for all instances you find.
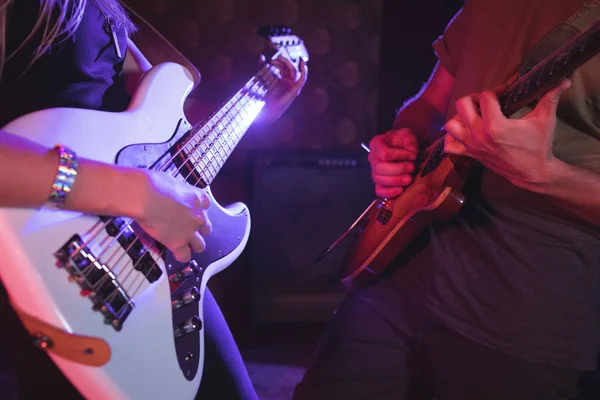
[0,62,251,400]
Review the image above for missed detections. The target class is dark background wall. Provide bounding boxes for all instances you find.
[123,0,463,335]
[376,0,463,132]
[126,0,384,153]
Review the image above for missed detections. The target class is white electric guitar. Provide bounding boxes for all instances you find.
[0,26,308,400]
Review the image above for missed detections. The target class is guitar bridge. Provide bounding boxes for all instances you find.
[54,234,135,331]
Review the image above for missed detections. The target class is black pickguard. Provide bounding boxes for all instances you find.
[165,197,249,380]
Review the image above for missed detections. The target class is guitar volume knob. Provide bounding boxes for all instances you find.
[174,315,203,338]
[171,287,201,309]
[169,260,200,283]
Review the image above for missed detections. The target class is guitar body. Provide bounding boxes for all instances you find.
[341,154,470,289]
[0,62,250,400]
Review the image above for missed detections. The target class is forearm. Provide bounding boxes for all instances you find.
[0,130,146,218]
[391,61,454,147]
[536,159,600,226]
[393,96,447,146]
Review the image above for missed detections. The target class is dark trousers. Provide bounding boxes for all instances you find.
[293,278,585,400]
[0,284,257,400]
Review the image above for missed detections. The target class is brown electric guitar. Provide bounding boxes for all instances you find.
[334,18,600,289]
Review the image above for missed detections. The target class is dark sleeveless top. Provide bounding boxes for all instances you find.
[0,0,130,127]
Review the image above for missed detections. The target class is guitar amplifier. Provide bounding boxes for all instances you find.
[247,149,375,324]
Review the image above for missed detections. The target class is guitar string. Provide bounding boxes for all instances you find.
[66,63,278,307]
[124,74,274,300]
[126,82,272,300]
[507,20,598,107]
[81,63,275,268]
[420,22,600,169]
[90,66,280,312]
[82,72,273,315]
[97,68,276,309]
[68,68,273,304]
[88,25,599,319]
[125,70,277,306]
[67,54,285,266]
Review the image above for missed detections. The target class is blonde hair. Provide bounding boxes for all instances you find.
[0,0,135,79]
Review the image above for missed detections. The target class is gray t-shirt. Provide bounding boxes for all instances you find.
[392,0,600,370]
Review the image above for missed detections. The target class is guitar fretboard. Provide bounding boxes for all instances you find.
[180,65,280,186]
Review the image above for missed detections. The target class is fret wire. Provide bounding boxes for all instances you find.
[212,122,227,159]
[206,154,218,177]
[185,143,201,176]
[197,157,209,182]
[221,100,248,150]
[186,141,208,184]
[192,150,209,184]
[216,104,236,155]
[219,117,233,151]
[223,128,234,152]
[506,23,598,110]
[211,122,232,161]
[213,135,227,167]
[219,98,266,166]
[199,96,244,182]
[210,128,223,166]
[222,105,238,146]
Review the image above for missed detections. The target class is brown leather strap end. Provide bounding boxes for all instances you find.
[13,305,111,367]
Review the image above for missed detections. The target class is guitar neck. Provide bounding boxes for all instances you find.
[499,18,600,115]
[420,19,600,177]
[180,64,280,186]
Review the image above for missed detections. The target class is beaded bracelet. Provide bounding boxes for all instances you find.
[46,144,79,209]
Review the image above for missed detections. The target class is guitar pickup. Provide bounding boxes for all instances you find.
[101,216,163,283]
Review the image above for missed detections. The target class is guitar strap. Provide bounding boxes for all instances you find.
[120,1,202,88]
[568,0,600,30]
[519,0,600,76]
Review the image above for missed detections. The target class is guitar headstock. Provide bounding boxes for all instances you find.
[258,25,310,65]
